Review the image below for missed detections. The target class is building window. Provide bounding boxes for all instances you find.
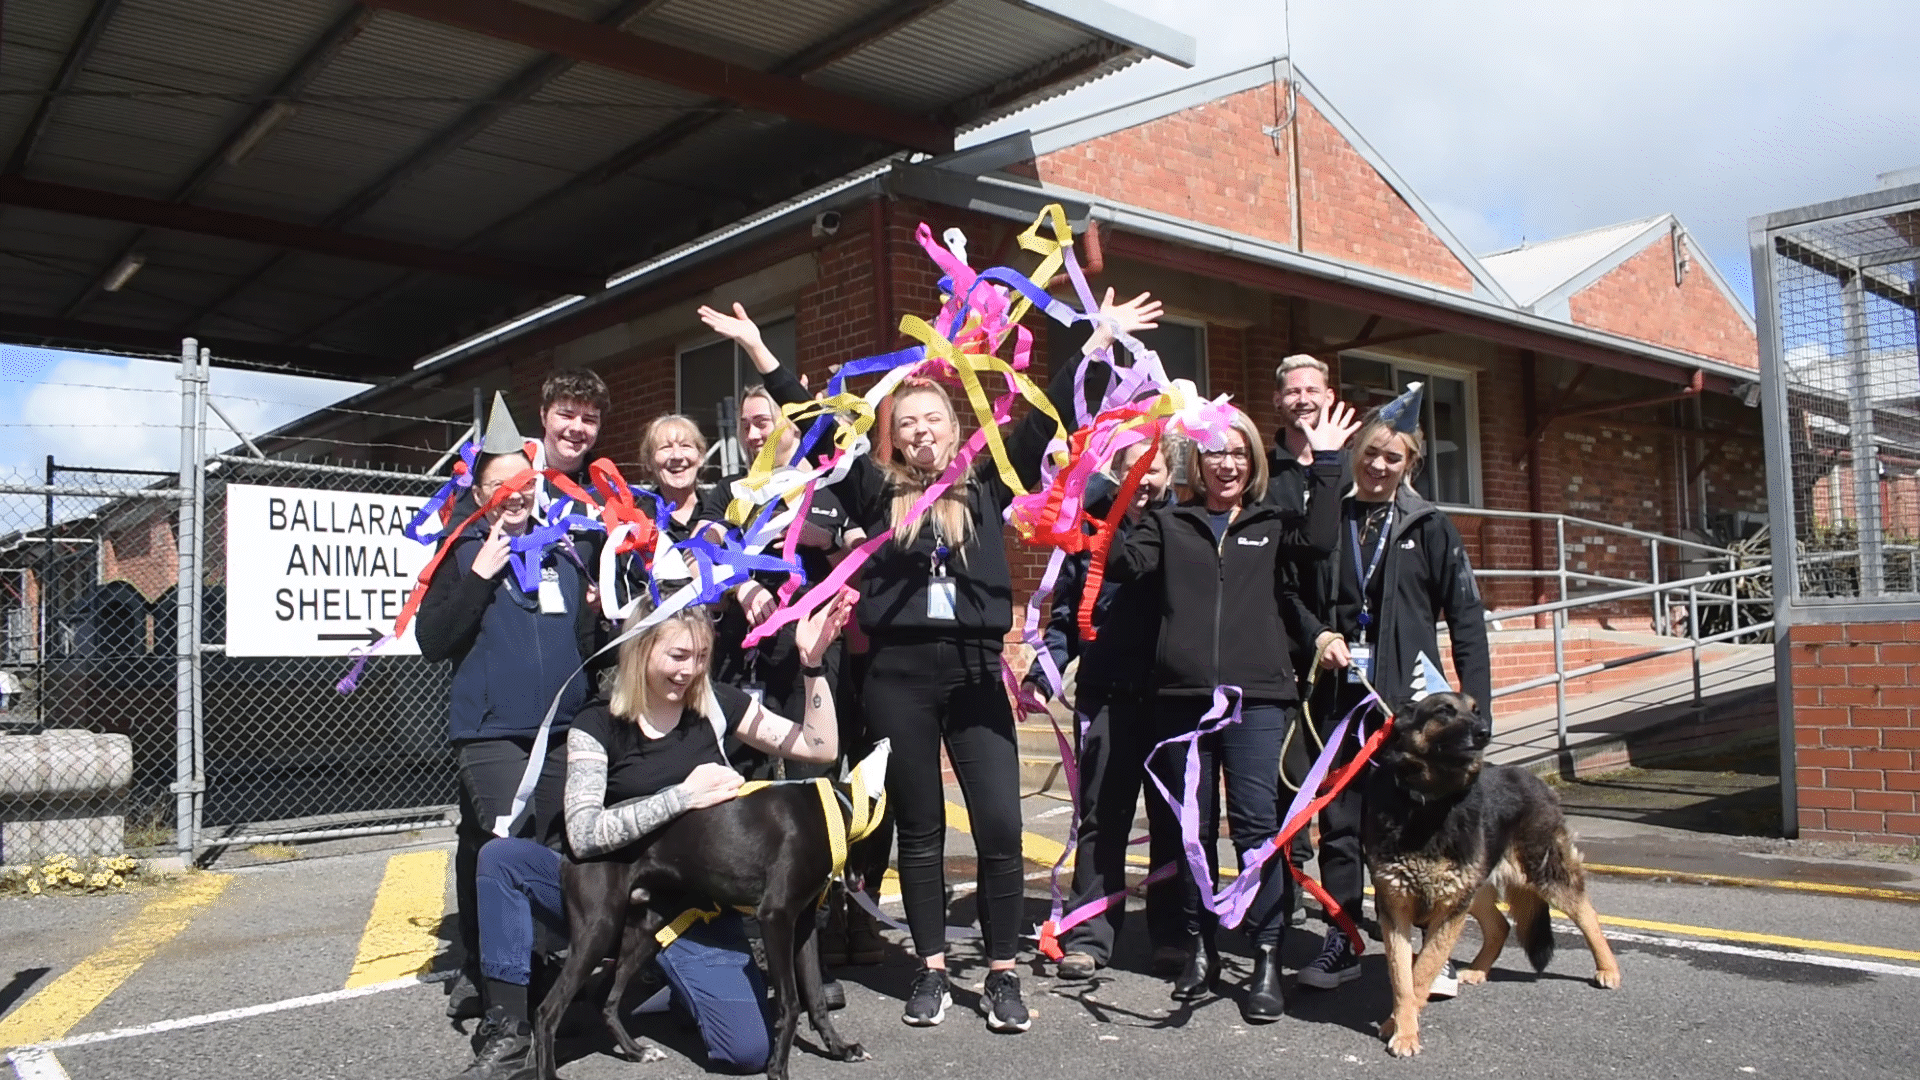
[1049,317,1208,394]
[677,316,796,477]
[1339,353,1480,506]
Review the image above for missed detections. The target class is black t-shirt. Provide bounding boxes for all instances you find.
[570,682,753,806]
[1335,500,1394,643]
[696,472,847,587]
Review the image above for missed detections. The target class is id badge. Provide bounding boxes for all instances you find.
[1346,640,1373,684]
[743,683,765,708]
[927,573,957,621]
[537,567,567,615]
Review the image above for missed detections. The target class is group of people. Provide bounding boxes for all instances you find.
[420,287,1492,1080]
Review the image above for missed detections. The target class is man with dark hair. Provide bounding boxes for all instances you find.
[537,369,609,480]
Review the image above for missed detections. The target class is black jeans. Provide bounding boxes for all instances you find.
[1060,685,1163,962]
[1285,680,1369,929]
[453,735,567,979]
[1144,696,1295,949]
[862,637,1023,962]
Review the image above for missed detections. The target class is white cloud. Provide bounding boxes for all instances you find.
[970,0,1920,308]
[0,346,368,479]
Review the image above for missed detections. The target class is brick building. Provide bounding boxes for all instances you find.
[265,61,1767,705]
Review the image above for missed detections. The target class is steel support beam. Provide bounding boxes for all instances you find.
[0,176,601,294]
[362,0,953,153]
[4,0,126,175]
[64,4,375,320]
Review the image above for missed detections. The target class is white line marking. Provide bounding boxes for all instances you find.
[12,971,454,1055]
[7,1048,70,1080]
[1600,929,1920,979]
[1033,805,1074,820]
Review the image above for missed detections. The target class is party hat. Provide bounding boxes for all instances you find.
[1380,381,1425,434]
[1408,650,1454,701]
[479,392,525,455]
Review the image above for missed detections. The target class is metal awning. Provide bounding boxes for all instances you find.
[0,0,1193,379]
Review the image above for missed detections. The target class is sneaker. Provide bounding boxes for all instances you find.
[1055,951,1098,981]
[444,972,483,1022]
[1428,959,1460,1000]
[979,969,1032,1034]
[1297,929,1362,990]
[447,1007,531,1080]
[901,967,951,1027]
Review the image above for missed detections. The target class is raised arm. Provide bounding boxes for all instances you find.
[1277,402,1359,560]
[732,588,853,764]
[1104,503,1166,583]
[1001,289,1164,492]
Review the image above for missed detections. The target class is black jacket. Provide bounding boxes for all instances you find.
[1037,484,1167,693]
[1106,454,1341,700]
[763,359,1067,644]
[1298,488,1493,733]
[417,520,599,742]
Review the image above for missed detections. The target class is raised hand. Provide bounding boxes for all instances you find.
[696,303,779,373]
[470,516,512,579]
[736,580,778,627]
[1083,288,1163,354]
[796,588,854,668]
[1305,400,1360,453]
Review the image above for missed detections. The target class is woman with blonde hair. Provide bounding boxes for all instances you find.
[449,588,853,1080]
[696,291,1159,1034]
[639,413,711,544]
[1105,398,1355,1022]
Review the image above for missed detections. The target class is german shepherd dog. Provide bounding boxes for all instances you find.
[1362,694,1621,1057]
[530,742,889,1080]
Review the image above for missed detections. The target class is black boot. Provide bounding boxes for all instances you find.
[1243,944,1285,1023]
[1170,939,1219,1002]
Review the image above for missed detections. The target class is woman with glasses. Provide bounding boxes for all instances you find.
[1105,400,1355,1023]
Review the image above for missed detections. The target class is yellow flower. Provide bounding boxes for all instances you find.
[109,874,126,888]
[27,879,40,895]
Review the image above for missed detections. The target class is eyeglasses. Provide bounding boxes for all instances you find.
[1199,449,1250,463]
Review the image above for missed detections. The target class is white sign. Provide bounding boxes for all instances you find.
[223,484,435,657]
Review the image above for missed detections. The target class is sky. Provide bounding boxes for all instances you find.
[4,0,1916,480]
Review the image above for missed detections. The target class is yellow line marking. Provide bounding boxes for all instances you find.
[0,872,231,1049]
[345,849,451,988]
[1589,913,1920,963]
[947,800,1071,868]
[1585,862,1920,904]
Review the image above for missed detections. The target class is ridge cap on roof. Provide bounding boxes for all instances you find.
[1480,214,1669,260]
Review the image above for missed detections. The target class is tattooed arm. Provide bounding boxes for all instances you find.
[563,727,742,857]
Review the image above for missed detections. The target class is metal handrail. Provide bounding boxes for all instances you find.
[1438,504,1738,556]
[1486,564,1768,624]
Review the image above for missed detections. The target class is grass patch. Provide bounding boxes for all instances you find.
[248,843,301,862]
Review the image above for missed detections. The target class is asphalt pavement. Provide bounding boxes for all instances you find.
[3,790,1917,1080]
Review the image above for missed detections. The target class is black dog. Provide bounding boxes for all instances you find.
[531,742,889,1080]
[1362,693,1621,1058]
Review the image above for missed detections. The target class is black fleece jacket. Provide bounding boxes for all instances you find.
[1106,454,1342,701]
[1296,488,1493,733]
[763,358,1070,644]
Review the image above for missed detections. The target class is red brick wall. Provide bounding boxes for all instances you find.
[1567,234,1758,369]
[1030,87,1476,292]
[1790,620,1920,842]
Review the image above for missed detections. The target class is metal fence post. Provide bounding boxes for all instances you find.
[1689,587,1702,707]
[1553,516,1568,761]
[1841,271,1884,597]
[1649,537,1662,634]
[172,338,208,859]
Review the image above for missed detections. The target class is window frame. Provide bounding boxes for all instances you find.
[1148,315,1210,397]
[1339,348,1484,507]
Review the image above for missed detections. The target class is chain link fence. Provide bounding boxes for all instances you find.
[0,466,185,862]
[3,344,465,862]
[1757,187,1920,601]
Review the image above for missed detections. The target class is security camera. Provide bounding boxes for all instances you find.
[811,210,842,238]
[1738,381,1762,408]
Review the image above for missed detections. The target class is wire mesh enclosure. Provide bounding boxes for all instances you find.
[1754,183,1920,603]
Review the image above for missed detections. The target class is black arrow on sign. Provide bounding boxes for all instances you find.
[317,626,385,646]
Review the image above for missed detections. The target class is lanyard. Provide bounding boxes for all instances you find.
[1348,504,1394,629]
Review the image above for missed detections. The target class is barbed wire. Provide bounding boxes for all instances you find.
[14,380,463,427]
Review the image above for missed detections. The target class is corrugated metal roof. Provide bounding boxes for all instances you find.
[0,0,1184,375]
[1480,216,1666,307]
